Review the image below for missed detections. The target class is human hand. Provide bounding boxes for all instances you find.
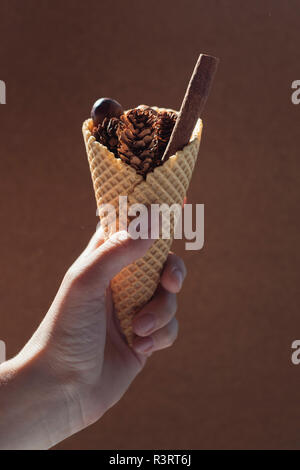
[18,225,186,440]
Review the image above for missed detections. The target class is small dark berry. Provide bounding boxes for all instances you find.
[91,97,123,127]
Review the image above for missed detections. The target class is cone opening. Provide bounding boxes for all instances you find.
[83,106,202,180]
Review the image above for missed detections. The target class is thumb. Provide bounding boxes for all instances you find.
[78,230,155,290]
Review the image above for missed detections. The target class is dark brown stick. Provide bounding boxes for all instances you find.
[162,53,219,162]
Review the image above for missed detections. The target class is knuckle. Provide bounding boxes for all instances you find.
[64,260,95,290]
[102,232,132,259]
[111,231,132,248]
[65,265,87,289]
[65,263,81,283]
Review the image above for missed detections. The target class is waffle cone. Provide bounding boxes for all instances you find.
[83,110,202,344]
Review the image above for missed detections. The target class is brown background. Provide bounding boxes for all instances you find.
[0,0,300,450]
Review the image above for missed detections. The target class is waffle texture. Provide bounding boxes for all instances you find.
[83,109,202,344]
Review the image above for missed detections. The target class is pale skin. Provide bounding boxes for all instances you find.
[0,227,186,449]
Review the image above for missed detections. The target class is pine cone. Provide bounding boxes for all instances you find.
[153,110,177,162]
[93,117,120,157]
[117,106,158,176]
[92,106,177,178]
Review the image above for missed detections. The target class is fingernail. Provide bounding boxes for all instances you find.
[172,268,184,288]
[133,336,154,354]
[133,313,155,335]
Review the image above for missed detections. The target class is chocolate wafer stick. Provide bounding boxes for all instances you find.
[162,53,219,162]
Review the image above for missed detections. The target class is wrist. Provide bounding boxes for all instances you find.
[0,347,85,449]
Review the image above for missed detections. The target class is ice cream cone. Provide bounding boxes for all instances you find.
[83,110,202,344]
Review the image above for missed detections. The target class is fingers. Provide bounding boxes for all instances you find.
[74,209,159,287]
[93,231,154,282]
[132,285,179,354]
[131,252,186,354]
[160,252,187,294]
[69,230,155,292]
[133,317,178,354]
[132,285,177,337]
[151,317,178,350]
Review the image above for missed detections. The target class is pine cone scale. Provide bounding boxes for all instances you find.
[93,106,177,177]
